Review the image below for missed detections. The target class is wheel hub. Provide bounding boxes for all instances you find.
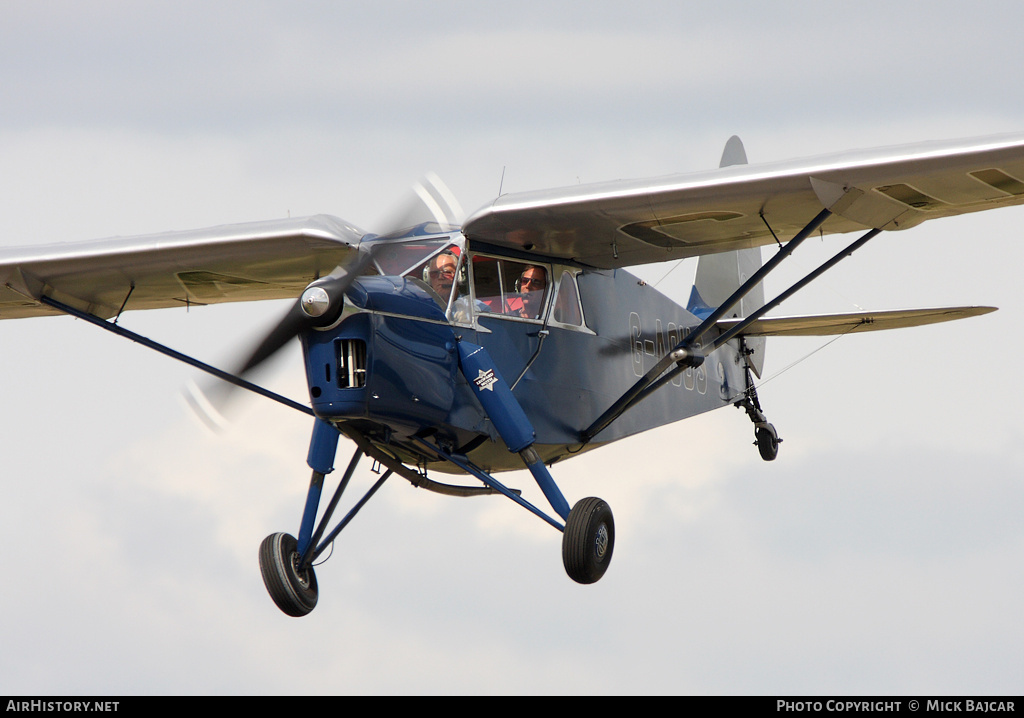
[594,523,609,559]
[290,551,311,589]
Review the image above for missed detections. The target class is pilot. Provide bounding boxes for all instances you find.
[425,251,458,302]
[425,250,479,323]
[512,265,547,319]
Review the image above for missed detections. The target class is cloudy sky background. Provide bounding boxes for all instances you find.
[1,1,1023,695]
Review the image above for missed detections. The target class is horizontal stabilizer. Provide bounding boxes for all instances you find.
[716,306,995,337]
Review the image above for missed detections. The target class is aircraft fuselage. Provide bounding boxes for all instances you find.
[300,232,749,474]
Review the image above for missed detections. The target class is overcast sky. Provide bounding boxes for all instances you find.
[1,1,1023,696]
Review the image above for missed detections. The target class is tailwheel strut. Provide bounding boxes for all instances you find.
[735,367,781,462]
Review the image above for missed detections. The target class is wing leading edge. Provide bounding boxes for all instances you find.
[0,214,364,320]
[463,133,1024,268]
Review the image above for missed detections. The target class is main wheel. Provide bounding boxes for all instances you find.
[755,424,779,462]
[562,497,614,584]
[259,532,318,617]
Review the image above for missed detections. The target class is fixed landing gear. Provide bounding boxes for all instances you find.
[754,423,780,462]
[416,435,617,587]
[262,387,620,616]
[259,532,319,617]
[259,433,396,617]
[562,497,615,584]
[260,461,617,616]
[736,367,781,462]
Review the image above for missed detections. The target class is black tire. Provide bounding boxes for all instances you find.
[562,497,614,584]
[756,424,779,461]
[258,532,318,617]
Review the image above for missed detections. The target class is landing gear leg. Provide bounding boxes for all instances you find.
[259,420,390,617]
[735,367,780,462]
[455,339,617,584]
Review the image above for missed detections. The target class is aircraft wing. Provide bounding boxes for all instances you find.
[462,134,1024,269]
[0,214,363,320]
[715,306,996,337]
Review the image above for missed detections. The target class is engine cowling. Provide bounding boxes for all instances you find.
[300,276,469,437]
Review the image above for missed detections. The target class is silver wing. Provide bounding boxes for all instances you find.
[5,134,1024,322]
[463,133,1024,268]
[0,214,363,320]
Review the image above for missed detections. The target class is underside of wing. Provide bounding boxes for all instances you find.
[0,215,364,320]
[716,306,996,337]
[462,134,1024,269]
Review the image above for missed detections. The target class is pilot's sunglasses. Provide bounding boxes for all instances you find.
[429,268,455,278]
[521,276,545,288]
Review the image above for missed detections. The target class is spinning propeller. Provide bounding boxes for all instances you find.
[185,173,463,426]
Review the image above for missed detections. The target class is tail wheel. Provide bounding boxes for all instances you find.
[259,532,318,617]
[562,497,614,584]
[755,424,779,462]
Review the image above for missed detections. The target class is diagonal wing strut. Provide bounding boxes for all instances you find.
[580,208,833,443]
[624,225,884,412]
[579,207,887,444]
[39,294,314,416]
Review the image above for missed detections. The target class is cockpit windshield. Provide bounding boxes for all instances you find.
[371,237,453,277]
[391,242,465,315]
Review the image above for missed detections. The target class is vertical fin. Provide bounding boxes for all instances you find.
[688,136,766,377]
[719,135,748,168]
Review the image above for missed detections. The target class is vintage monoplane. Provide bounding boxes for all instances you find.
[2,134,1023,616]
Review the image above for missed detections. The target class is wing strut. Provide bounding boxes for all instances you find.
[708,227,883,351]
[39,295,314,417]
[628,225,884,408]
[580,207,833,443]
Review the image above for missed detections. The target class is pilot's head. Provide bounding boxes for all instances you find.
[519,266,547,318]
[427,252,458,299]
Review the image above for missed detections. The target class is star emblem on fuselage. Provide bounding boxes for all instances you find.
[473,368,498,392]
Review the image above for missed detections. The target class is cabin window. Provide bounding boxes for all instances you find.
[470,256,549,321]
[552,270,584,326]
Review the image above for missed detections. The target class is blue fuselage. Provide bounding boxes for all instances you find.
[300,235,748,474]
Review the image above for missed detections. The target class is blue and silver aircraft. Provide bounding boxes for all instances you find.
[2,134,1023,616]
